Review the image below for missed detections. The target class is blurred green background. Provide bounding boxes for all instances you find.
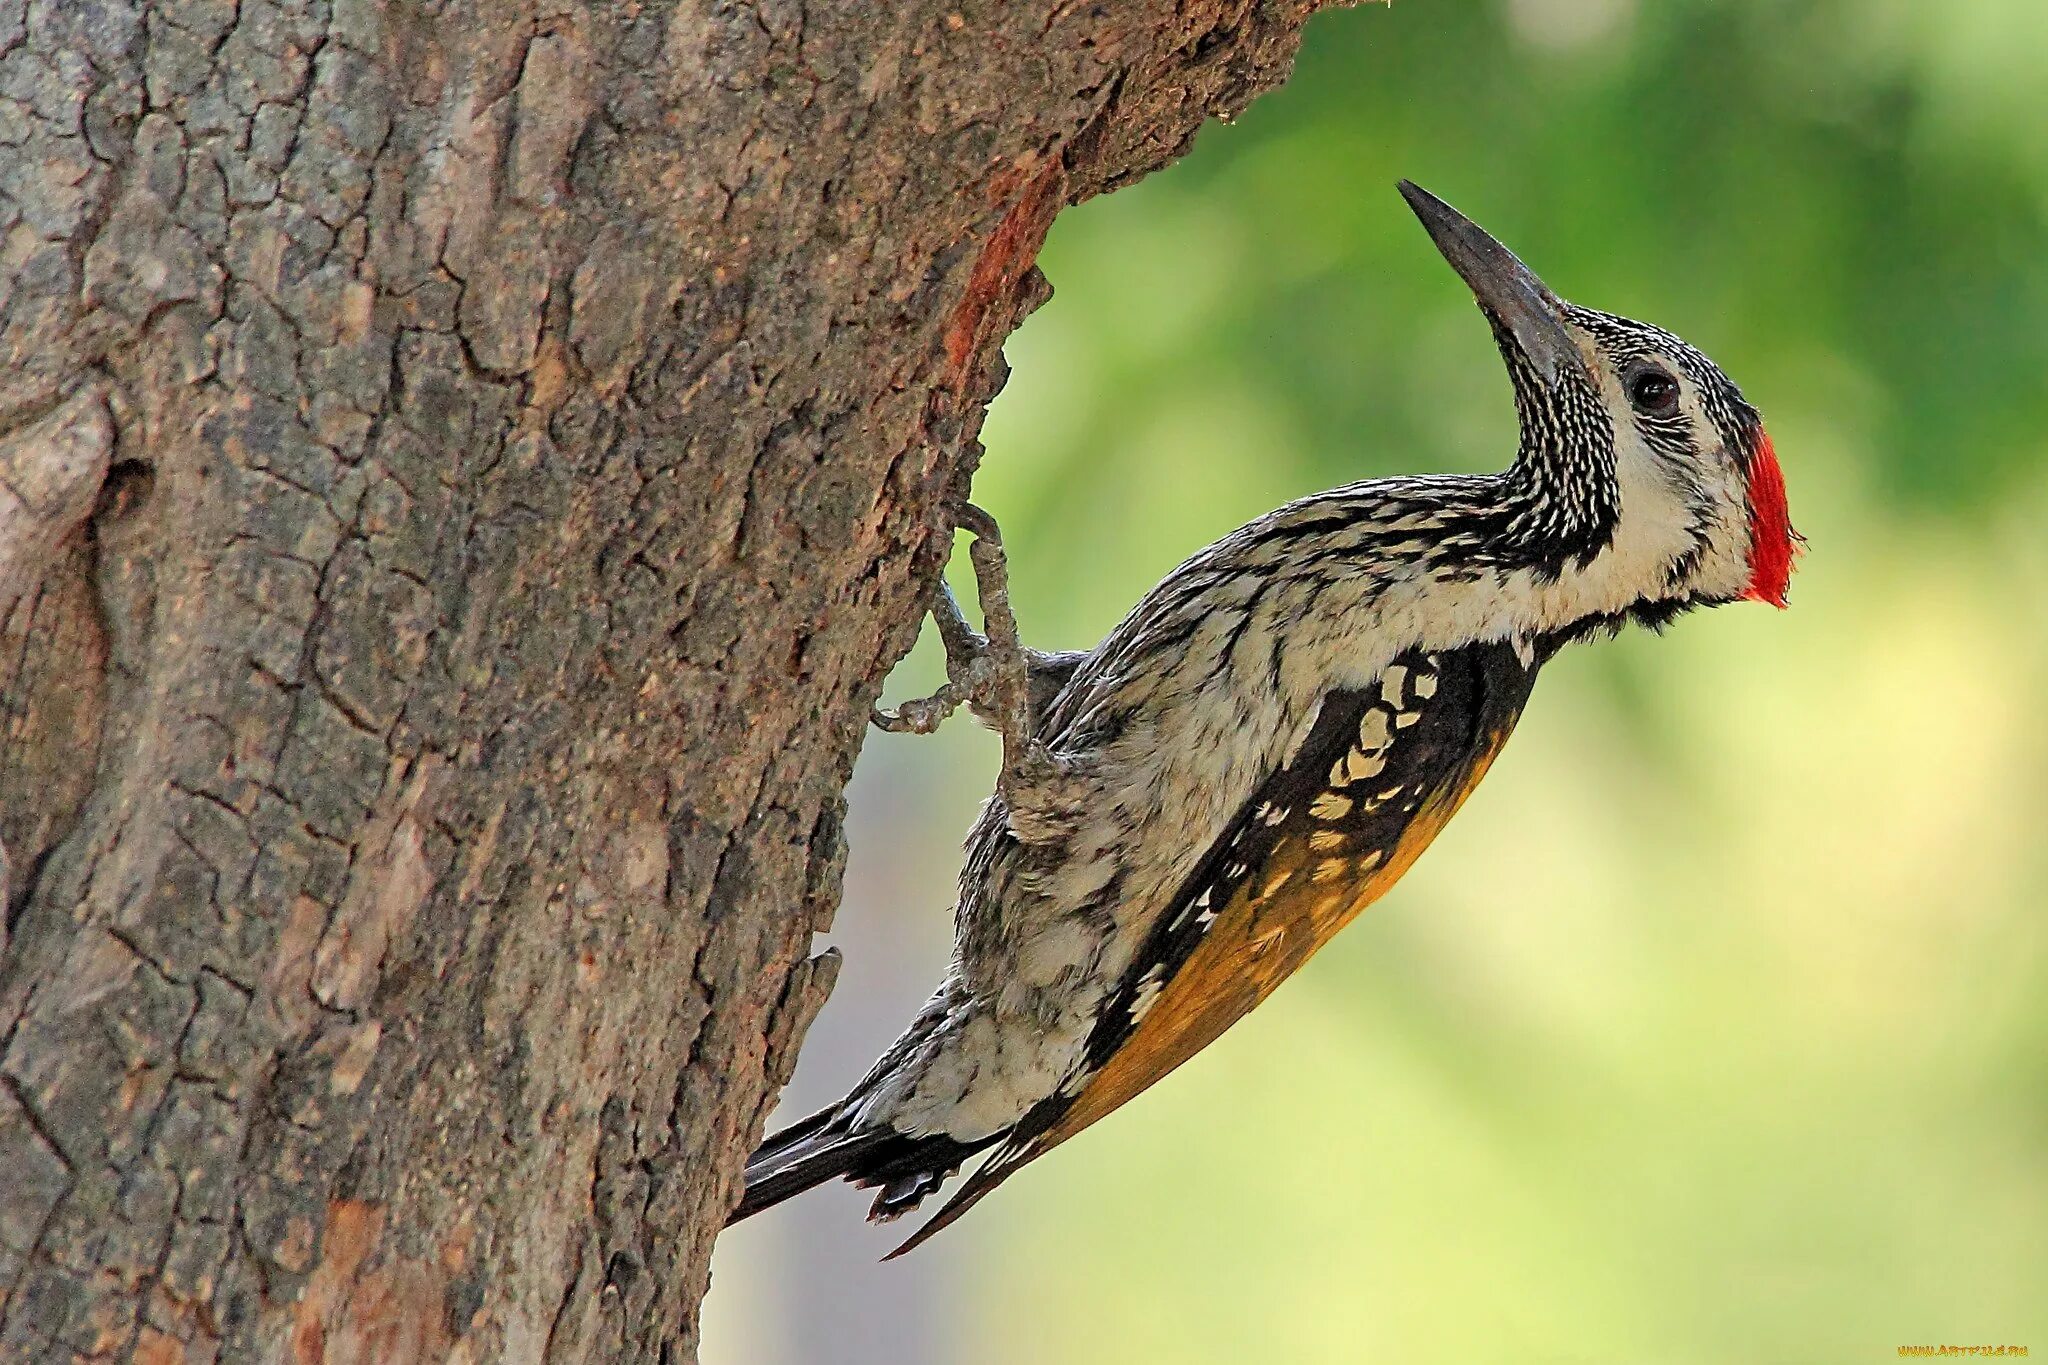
[709,1,2048,1359]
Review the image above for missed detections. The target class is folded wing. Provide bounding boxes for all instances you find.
[888,637,1542,1256]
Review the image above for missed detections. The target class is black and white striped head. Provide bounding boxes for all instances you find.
[1401,181,1798,612]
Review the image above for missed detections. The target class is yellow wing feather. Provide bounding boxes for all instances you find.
[1035,719,1516,1153]
[886,641,1540,1257]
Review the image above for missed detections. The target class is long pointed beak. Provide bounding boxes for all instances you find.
[1398,180,1587,385]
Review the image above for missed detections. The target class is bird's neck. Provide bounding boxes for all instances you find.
[1496,428,1622,570]
[1482,419,1717,649]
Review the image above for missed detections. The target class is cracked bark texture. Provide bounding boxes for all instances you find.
[0,1,1336,1361]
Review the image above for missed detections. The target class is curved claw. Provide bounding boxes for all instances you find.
[872,688,963,735]
[951,502,1001,543]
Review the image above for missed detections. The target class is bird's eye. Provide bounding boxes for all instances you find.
[1627,367,1680,416]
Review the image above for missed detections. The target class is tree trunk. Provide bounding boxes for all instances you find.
[0,2,1333,1360]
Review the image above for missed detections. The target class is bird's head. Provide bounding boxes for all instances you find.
[1400,180,1800,613]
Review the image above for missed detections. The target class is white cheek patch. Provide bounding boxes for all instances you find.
[1547,384,1714,619]
[1582,348,1755,607]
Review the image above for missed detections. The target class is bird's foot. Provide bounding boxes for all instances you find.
[870,579,991,735]
[871,503,1067,796]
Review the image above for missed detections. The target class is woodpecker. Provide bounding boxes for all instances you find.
[729,181,1799,1256]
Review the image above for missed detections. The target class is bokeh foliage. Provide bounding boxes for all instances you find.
[710,3,2048,1359]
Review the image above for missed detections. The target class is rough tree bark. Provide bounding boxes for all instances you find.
[0,2,1339,1360]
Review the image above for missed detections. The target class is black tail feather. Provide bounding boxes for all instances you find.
[729,1125,894,1224]
[727,1105,1003,1228]
[740,1100,839,1174]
